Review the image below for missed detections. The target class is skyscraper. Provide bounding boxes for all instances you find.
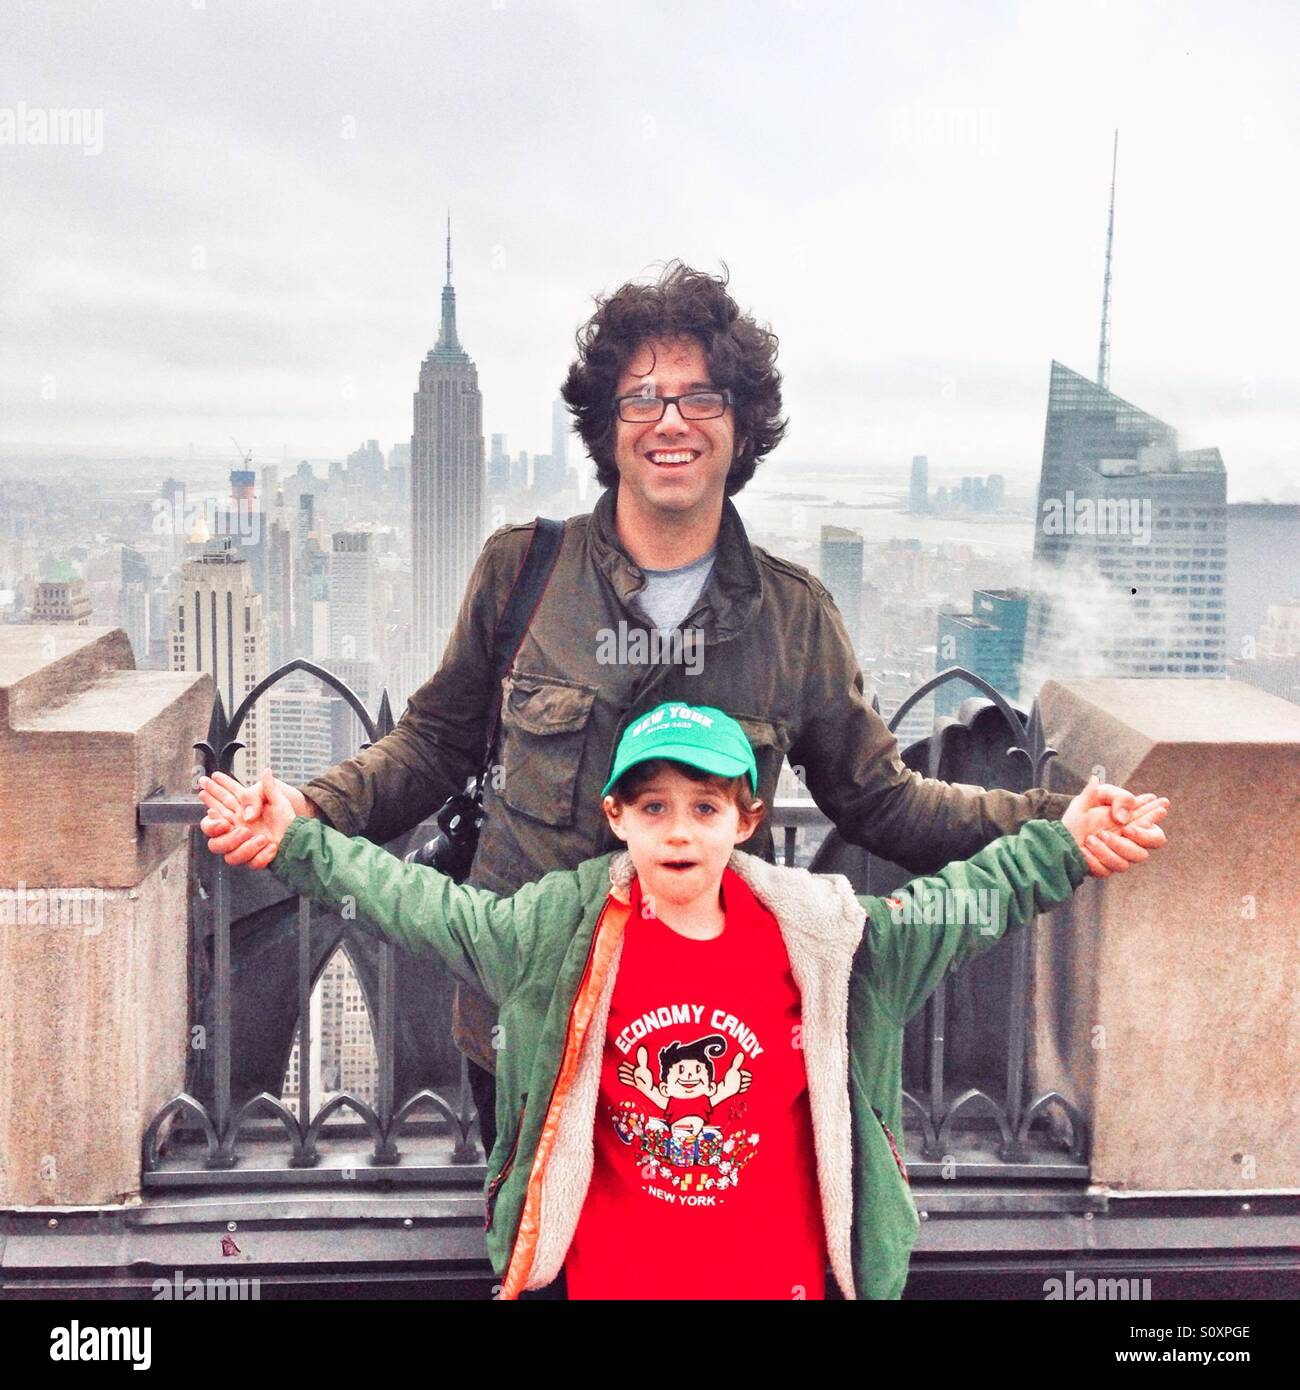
[819,524,865,658]
[552,397,570,477]
[1224,503,1300,661]
[532,453,563,495]
[328,530,378,662]
[909,455,929,514]
[1023,133,1226,688]
[159,477,187,568]
[411,216,484,666]
[1227,599,1300,706]
[346,440,385,491]
[229,469,255,508]
[267,676,335,787]
[170,539,270,783]
[1022,361,1227,690]
[220,467,266,596]
[281,950,379,1112]
[293,494,328,660]
[935,589,1027,718]
[30,561,91,625]
[1260,601,1300,661]
[488,433,510,490]
[326,529,383,759]
[386,441,409,509]
[120,544,151,665]
[264,513,294,670]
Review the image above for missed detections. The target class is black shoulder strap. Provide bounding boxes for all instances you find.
[492,517,565,689]
[476,517,565,784]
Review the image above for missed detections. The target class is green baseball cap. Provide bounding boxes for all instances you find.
[601,701,759,798]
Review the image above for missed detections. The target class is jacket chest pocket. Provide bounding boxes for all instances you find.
[497,672,598,827]
[730,714,792,790]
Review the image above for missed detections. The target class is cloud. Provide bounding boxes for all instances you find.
[0,0,1295,491]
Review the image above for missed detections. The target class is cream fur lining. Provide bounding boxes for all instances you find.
[526,848,867,1299]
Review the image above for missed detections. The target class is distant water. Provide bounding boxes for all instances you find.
[738,472,1035,558]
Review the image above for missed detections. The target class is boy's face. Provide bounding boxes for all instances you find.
[602,763,759,914]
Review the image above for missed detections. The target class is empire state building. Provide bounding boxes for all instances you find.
[411,218,484,667]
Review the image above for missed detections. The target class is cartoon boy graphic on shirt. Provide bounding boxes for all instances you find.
[617,1032,752,1140]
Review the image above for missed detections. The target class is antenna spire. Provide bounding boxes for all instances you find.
[433,207,463,355]
[1097,129,1118,390]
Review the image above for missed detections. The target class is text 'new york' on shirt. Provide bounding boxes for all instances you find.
[564,865,827,1300]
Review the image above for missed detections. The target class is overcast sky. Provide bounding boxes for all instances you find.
[3,0,1297,498]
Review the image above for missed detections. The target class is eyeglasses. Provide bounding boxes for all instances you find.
[614,389,733,423]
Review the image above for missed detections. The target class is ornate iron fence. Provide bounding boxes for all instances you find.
[806,668,1088,1179]
[138,661,1088,1188]
[140,660,480,1188]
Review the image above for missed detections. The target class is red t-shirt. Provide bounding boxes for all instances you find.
[564,866,827,1300]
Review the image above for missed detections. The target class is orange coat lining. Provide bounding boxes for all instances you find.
[500,894,629,1300]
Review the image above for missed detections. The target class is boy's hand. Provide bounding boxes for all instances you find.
[198,769,297,870]
[197,771,314,868]
[1068,780,1165,876]
[1062,775,1170,877]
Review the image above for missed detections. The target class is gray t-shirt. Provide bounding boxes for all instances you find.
[634,546,717,631]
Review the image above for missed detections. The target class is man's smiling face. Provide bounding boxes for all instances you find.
[611,335,738,519]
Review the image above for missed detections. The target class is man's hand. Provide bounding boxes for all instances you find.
[1062,775,1170,877]
[198,770,299,871]
[198,771,315,869]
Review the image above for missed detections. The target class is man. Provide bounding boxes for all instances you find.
[205,260,1161,1166]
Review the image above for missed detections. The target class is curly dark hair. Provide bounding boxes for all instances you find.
[559,260,788,495]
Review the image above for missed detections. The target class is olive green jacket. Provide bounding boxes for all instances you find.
[303,484,1071,1068]
[269,813,1090,1299]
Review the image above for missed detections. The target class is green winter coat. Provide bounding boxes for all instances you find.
[269,814,1088,1299]
[301,485,1073,1072]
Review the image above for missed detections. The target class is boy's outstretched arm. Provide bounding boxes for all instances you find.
[199,773,550,1005]
[854,792,1169,1025]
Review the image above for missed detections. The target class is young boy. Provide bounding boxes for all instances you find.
[198,700,1168,1301]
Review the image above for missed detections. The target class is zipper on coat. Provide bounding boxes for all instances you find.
[872,1105,910,1186]
[484,1095,527,1232]
[499,896,611,1274]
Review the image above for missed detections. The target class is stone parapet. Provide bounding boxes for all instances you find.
[0,626,210,1205]
[1033,678,1300,1192]
[0,626,210,888]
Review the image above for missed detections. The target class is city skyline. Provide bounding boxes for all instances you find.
[3,1,1297,503]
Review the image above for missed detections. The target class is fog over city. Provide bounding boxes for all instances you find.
[3,0,1298,500]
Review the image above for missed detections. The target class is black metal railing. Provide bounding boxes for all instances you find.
[139,661,1087,1188]
[140,660,480,1188]
[800,669,1088,1179]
